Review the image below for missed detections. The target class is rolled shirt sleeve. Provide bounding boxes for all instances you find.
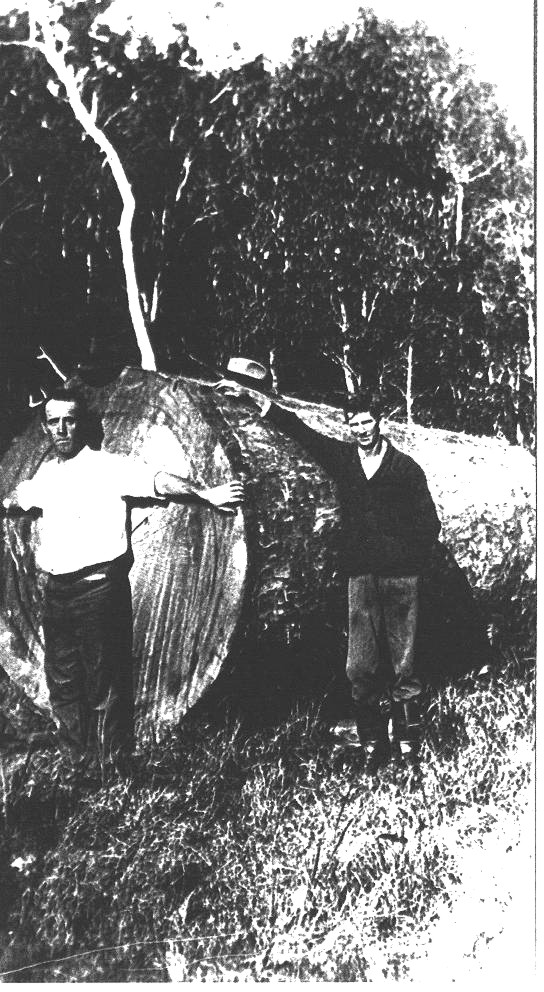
[13,477,42,512]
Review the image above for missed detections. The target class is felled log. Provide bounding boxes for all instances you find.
[0,367,535,742]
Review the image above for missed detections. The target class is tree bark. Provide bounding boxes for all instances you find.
[0,368,534,743]
[0,368,340,742]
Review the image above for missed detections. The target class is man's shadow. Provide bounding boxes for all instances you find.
[86,407,105,451]
[417,540,494,684]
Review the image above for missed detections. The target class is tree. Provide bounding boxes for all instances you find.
[0,2,268,385]
[0,3,533,442]
[0,0,159,367]
[209,11,533,441]
[426,55,534,442]
[212,16,453,406]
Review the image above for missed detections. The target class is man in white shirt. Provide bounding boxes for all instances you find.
[2,387,244,767]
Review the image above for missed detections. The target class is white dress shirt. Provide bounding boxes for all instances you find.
[15,447,161,574]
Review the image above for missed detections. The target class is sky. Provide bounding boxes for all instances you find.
[0,1,534,145]
[101,0,535,147]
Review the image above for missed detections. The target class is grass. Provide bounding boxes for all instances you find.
[0,651,535,982]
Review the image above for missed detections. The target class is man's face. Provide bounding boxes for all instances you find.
[347,410,380,451]
[43,399,84,460]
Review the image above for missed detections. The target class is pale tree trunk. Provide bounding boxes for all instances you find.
[452,155,504,250]
[339,300,358,393]
[269,347,279,392]
[514,349,524,446]
[3,4,157,371]
[86,213,93,307]
[455,182,464,246]
[148,208,167,325]
[406,343,414,425]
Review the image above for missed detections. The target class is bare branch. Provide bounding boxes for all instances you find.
[37,345,68,382]
[367,290,380,324]
[209,83,232,105]
[0,199,37,234]
[175,155,193,202]
[28,388,47,408]
[169,113,182,145]
[468,152,506,185]
[0,38,37,50]
[99,86,150,131]
[0,166,14,189]
[190,210,219,227]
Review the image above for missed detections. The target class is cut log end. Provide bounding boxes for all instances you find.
[0,368,248,741]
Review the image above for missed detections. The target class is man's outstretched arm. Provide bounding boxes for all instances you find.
[153,472,244,513]
[1,486,42,514]
[213,379,346,478]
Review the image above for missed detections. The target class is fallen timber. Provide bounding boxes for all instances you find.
[0,367,534,742]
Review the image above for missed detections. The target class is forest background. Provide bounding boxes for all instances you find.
[0,0,535,450]
[0,4,535,979]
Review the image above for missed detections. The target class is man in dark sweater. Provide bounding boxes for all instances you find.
[216,377,441,772]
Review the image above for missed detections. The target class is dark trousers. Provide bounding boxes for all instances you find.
[346,574,422,740]
[43,557,134,762]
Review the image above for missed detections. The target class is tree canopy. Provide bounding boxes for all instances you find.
[0,2,534,447]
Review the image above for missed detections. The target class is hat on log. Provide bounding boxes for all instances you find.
[225,356,274,393]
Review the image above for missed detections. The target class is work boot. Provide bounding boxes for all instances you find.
[354,700,390,775]
[391,699,423,769]
[361,737,390,775]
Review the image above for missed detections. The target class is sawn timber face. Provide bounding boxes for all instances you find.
[0,368,247,742]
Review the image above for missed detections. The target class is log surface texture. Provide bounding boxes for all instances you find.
[0,367,535,741]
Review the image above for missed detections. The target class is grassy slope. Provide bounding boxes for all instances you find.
[0,655,534,982]
[0,404,535,982]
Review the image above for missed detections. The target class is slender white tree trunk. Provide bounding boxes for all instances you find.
[339,299,358,394]
[12,6,157,371]
[406,343,414,425]
[455,182,464,246]
[515,348,524,446]
[86,214,93,306]
[269,347,279,393]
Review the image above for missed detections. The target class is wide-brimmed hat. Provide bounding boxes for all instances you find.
[225,356,273,391]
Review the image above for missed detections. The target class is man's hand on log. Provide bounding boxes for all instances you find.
[1,495,33,517]
[200,481,245,514]
[214,378,246,398]
[213,378,270,414]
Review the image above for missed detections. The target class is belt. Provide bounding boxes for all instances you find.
[44,554,131,585]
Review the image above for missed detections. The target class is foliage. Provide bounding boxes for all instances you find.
[212,17,450,394]
[0,3,534,441]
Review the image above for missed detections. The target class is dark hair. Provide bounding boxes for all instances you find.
[342,390,382,423]
[40,386,87,423]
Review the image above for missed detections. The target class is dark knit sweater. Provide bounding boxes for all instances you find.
[266,404,441,577]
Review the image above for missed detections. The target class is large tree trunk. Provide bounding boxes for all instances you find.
[0,367,341,742]
[0,367,535,743]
